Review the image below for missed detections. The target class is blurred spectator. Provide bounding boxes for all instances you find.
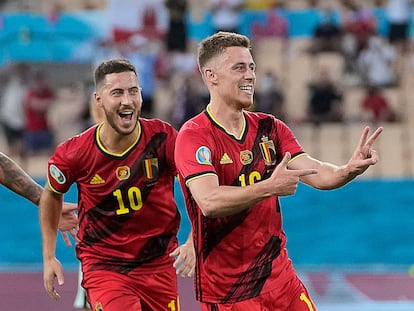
[340,1,377,75]
[341,1,377,51]
[307,67,344,125]
[251,2,289,40]
[170,72,206,129]
[48,81,90,146]
[250,2,290,68]
[0,63,30,162]
[209,0,245,33]
[23,70,55,155]
[106,0,168,42]
[361,85,399,123]
[165,0,188,53]
[385,0,412,54]
[127,40,158,118]
[254,71,287,122]
[357,35,397,88]
[308,6,343,54]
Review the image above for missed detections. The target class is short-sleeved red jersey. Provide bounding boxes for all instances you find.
[47,118,180,275]
[175,108,305,303]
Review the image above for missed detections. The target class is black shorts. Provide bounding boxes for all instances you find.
[0,123,24,144]
[388,22,409,43]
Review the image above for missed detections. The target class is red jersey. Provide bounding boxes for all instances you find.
[362,93,389,120]
[175,109,305,303]
[47,118,180,275]
[24,87,55,131]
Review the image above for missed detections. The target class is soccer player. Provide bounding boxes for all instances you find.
[0,151,77,245]
[39,58,194,311]
[174,31,382,310]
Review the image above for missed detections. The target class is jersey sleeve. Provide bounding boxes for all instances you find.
[47,139,78,194]
[164,122,179,176]
[175,126,217,185]
[276,119,305,160]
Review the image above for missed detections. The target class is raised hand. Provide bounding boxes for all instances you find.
[346,126,383,176]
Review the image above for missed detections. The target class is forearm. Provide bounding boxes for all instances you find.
[0,152,43,205]
[188,156,319,218]
[190,181,270,218]
[39,189,62,260]
[302,161,358,190]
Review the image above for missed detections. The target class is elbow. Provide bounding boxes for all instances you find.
[199,202,219,218]
[191,187,221,218]
[199,201,236,218]
[196,196,224,218]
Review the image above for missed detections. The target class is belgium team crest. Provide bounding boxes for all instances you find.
[259,136,276,165]
[143,158,159,181]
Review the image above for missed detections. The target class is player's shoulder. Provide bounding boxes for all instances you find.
[55,124,97,157]
[244,110,276,121]
[245,110,288,127]
[179,111,209,132]
[139,117,177,134]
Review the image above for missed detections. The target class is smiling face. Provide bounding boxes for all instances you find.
[206,46,256,110]
[94,71,142,136]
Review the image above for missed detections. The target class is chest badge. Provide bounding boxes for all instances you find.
[240,150,253,165]
[259,136,276,165]
[116,166,131,181]
[143,158,159,181]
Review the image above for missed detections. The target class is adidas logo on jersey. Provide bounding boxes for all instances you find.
[220,153,233,164]
[90,174,105,185]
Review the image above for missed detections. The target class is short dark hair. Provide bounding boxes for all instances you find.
[197,32,251,70]
[94,58,137,89]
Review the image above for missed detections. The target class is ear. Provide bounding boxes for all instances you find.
[204,68,217,84]
[94,92,103,107]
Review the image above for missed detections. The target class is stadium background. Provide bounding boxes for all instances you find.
[0,0,414,310]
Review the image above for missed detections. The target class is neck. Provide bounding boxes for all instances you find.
[207,103,244,138]
[98,122,139,155]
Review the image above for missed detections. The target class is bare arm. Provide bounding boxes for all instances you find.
[0,152,42,205]
[39,185,65,300]
[0,152,78,245]
[291,126,383,189]
[188,153,317,218]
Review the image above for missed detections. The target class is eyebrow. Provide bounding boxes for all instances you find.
[232,62,255,68]
[112,85,140,90]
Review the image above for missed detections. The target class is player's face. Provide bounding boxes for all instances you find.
[95,71,142,136]
[213,46,256,109]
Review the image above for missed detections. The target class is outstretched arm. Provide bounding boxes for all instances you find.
[0,152,42,205]
[292,126,383,189]
[0,152,78,245]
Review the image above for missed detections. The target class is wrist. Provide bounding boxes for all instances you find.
[342,164,359,181]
